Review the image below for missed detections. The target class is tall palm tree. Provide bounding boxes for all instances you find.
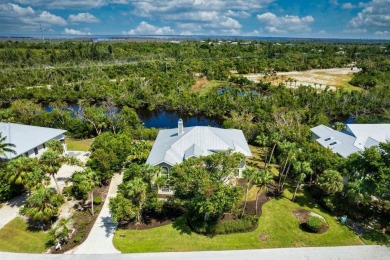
[0,132,16,158]
[292,161,312,201]
[242,168,258,216]
[253,169,275,215]
[82,168,100,216]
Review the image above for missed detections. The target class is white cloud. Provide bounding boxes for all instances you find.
[342,3,356,9]
[37,11,67,26]
[64,28,92,35]
[257,12,315,33]
[13,0,127,10]
[0,3,68,32]
[68,13,99,23]
[225,10,251,18]
[0,3,35,16]
[348,0,390,31]
[123,21,174,35]
[374,30,389,35]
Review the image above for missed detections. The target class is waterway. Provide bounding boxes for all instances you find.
[45,105,221,129]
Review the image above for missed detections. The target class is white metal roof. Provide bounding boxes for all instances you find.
[146,126,252,166]
[311,124,390,158]
[0,123,66,159]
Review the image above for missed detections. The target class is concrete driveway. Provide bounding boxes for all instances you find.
[0,193,27,229]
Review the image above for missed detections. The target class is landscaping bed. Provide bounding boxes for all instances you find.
[292,208,329,234]
[50,179,110,254]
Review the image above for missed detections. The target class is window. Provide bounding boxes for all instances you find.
[42,143,46,149]
[34,147,38,155]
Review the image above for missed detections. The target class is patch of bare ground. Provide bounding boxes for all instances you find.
[50,179,111,254]
[244,67,360,90]
[292,208,329,234]
[191,77,210,92]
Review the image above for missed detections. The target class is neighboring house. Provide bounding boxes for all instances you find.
[0,122,66,160]
[146,119,252,195]
[310,124,390,158]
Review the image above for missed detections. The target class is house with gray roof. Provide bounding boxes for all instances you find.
[146,119,252,194]
[310,124,390,158]
[0,122,66,160]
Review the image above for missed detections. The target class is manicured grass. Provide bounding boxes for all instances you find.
[113,188,362,253]
[247,145,266,169]
[65,138,93,151]
[0,217,48,253]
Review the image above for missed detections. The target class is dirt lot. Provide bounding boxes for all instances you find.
[245,67,361,91]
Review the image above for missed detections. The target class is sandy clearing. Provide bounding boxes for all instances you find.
[244,67,360,90]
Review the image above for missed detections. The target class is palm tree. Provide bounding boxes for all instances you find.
[83,168,100,215]
[20,187,64,225]
[265,132,281,169]
[120,177,148,224]
[242,168,258,216]
[318,170,344,194]
[5,157,43,191]
[0,132,16,158]
[253,169,275,215]
[40,151,81,194]
[291,161,312,201]
[40,151,63,193]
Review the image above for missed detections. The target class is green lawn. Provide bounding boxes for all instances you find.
[65,138,93,151]
[0,217,48,253]
[113,188,363,253]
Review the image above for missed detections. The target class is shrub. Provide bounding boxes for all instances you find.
[215,215,258,234]
[306,216,324,233]
[73,235,81,243]
[62,186,72,197]
[93,197,102,205]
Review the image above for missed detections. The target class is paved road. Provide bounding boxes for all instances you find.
[1,246,389,260]
[0,193,27,229]
[66,173,123,254]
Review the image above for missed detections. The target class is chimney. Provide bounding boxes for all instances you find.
[178,118,184,135]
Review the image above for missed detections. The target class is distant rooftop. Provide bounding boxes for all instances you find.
[311,124,390,158]
[147,125,252,166]
[0,123,66,159]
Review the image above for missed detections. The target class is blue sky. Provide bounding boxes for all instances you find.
[0,0,389,39]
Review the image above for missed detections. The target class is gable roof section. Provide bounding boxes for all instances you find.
[311,124,390,158]
[346,124,390,149]
[0,123,66,159]
[146,126,252,166]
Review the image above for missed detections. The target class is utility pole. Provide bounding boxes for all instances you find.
[40,24,45,44]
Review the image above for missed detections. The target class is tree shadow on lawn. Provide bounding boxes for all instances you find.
[172,216,192,235]
[360,230,390,245]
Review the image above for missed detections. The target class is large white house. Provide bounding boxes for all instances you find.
[0,122,66,160]
[311,124,390,158]
[146,119,252,194]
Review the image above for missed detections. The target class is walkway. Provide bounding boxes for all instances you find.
[0,193,27,229]
[66,173,123,254]
[2,245,389,260]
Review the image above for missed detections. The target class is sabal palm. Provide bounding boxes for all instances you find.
[20,187,64,224]
[6,157,43,190]
[0,133,16,158]
[318,170,343,194]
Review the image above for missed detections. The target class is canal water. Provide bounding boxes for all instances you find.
[45,105,221,129]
